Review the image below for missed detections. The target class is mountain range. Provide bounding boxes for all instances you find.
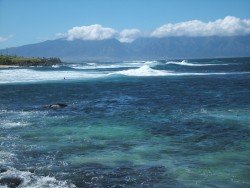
[1,35,250,61]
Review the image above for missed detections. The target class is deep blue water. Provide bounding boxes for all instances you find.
[0,58,250,187]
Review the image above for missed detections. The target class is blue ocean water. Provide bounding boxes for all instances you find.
[0,58,250,187]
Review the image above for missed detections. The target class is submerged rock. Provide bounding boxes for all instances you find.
[0,177,23,188]
[44,103,67,109]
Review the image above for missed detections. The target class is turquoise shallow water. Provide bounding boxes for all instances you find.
[0,58,250,187]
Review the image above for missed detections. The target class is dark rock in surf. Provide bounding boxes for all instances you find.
[44,103,68,109]
[0,168,7,174]
[0,177,23,188]
[28,169,35,173]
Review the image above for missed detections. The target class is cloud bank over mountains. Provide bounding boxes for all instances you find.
[151,16,250,37]
[60,16,250,43]
[67,24,117,41]
[1,16,250,47]
[119,29,142,42]
[64,25,142,43]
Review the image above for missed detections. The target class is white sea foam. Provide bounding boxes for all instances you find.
[0,62,249,84]
[166,60,228,66]
[109,61,238,77]
[169,72,250,76]
[123,60,146,63]
[0,69,106,84]
[143,61,160,67]
[52,65,60,68]
[111,64,250,77]
[68,62,144,69]
[0,110,32,129]
[0,121,30,129]
[0,168,75,188]
[0,151,16,165]
[111,64,171,76]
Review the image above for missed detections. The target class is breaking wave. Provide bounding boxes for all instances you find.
[166,60,228,66]
[52,65,60,68]
[0,60,249,83]
[68,62,144,70]
[111,63,250,77]
[0,69,106,84]
[111,64,171,76]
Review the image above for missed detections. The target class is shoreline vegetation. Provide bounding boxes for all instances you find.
[0,55,61,67]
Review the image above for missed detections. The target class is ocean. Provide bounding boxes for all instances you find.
[0,58,250,187]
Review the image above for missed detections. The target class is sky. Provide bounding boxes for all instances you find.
[0,0,250,48]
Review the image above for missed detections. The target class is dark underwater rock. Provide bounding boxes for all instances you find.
[44,103,67,109]
[0,177,23,188]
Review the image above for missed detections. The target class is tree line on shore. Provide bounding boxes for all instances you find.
[0,55,61,66]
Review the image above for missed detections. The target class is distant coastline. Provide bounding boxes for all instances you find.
[0,55,61,67]
[1,35,250,61]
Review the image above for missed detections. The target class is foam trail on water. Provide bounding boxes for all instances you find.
[0,168,75,188]
[0,69,107,84]
[0,121,30,129]
[0,151,16,165]
[68,62,144,70]
[143,61,160,67]
[166,60,228,66]
[111,63,250,77]
[66,60,160,70]
[1,62,249,84]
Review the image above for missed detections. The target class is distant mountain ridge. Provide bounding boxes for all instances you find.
[1,35,250,61]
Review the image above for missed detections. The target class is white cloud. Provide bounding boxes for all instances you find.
[57,16,250,43]
[55,32,67,38]
[118,29,142,42]
[64,25,141,42]
[67,24,117,41]
[0,35,13,43]
[151,16,250,37]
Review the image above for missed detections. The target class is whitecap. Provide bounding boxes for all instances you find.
[0,63,249,83]
[166,60,228,66]
[0,168,75,188]
[52,65,60,68]
[68,62,144,70]
[110,64,250,77]
[143,61,160,67]
[0,69,106,84]
[122,60,145,63]
[110,64,171,77]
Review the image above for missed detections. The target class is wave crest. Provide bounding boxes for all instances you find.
[166,60,228,66]
[68,62,143,70]
[110,64,171,77]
